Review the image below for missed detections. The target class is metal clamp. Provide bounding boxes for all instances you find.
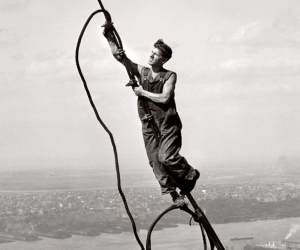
[141,114,153,123]
[101,21,114,29]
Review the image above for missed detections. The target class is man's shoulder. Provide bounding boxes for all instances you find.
[162,69,176,81]
[139,65,149,76]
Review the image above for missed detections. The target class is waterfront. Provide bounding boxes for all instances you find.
[1,217,299,250]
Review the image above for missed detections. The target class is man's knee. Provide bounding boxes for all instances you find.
[158,153,167,166]
[158,153,174,167]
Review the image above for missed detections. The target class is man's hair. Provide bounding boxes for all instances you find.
[154,39,172,61]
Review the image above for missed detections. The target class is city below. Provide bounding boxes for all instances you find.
[0,161,299,245]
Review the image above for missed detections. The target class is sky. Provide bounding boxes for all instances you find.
[1,0,300,172]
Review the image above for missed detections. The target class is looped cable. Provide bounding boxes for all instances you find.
[75,8,145,250]
[145,203,208,250]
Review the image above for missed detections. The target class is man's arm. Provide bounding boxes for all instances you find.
[133,73,177,104]
[103,26,143,76]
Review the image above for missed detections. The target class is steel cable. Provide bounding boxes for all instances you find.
[75,9,145,250]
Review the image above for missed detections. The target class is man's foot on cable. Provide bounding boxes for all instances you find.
[180,169,200,195]
[170,191,185,207]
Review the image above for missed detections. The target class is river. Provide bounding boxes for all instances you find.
[2,217,300,250]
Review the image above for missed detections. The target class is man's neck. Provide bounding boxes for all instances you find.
[151,65,163,73]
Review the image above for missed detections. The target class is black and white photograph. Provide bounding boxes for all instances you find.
[1,0,300,249]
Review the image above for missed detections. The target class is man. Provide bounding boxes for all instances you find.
[103,26,199,205]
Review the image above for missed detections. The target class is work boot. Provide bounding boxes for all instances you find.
[170,191,185,207]
[180,169,200,195]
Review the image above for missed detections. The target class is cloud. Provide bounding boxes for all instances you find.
[193,57,300,99]
[27,57,72,80]
[26,48,123,84]
[210,21,262,45]
[0,29,22,47]
[0,0,31,12]
[11,53,27,60]
[198,80,300,100]
[218,57,300,77]
[34,50,67,62]
[210,10,300,48]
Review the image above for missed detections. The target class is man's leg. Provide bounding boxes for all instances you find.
[158,110,200,194]
[141,123,176,195]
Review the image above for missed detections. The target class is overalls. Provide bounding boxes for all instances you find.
[138,67,198,194]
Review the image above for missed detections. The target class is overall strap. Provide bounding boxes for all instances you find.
[141,67,151,89]
[143,67,151,77]
[138,67,161,142]
[159,70,174,83]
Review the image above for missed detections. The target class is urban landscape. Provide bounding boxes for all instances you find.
[0,176,300,243]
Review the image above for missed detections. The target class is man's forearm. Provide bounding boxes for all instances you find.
[106,37,125,63]
[104,27,141,77]
[139,89,171,104]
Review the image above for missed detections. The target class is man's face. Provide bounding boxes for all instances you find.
[148,47,165,67]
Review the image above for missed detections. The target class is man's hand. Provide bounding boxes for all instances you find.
[102,21,114,38]
[133,86,144,96]
[133,73,176,104]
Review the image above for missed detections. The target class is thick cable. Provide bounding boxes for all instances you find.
[146,205,180,250]
[75,9,145,250]
[145,203,209,250]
